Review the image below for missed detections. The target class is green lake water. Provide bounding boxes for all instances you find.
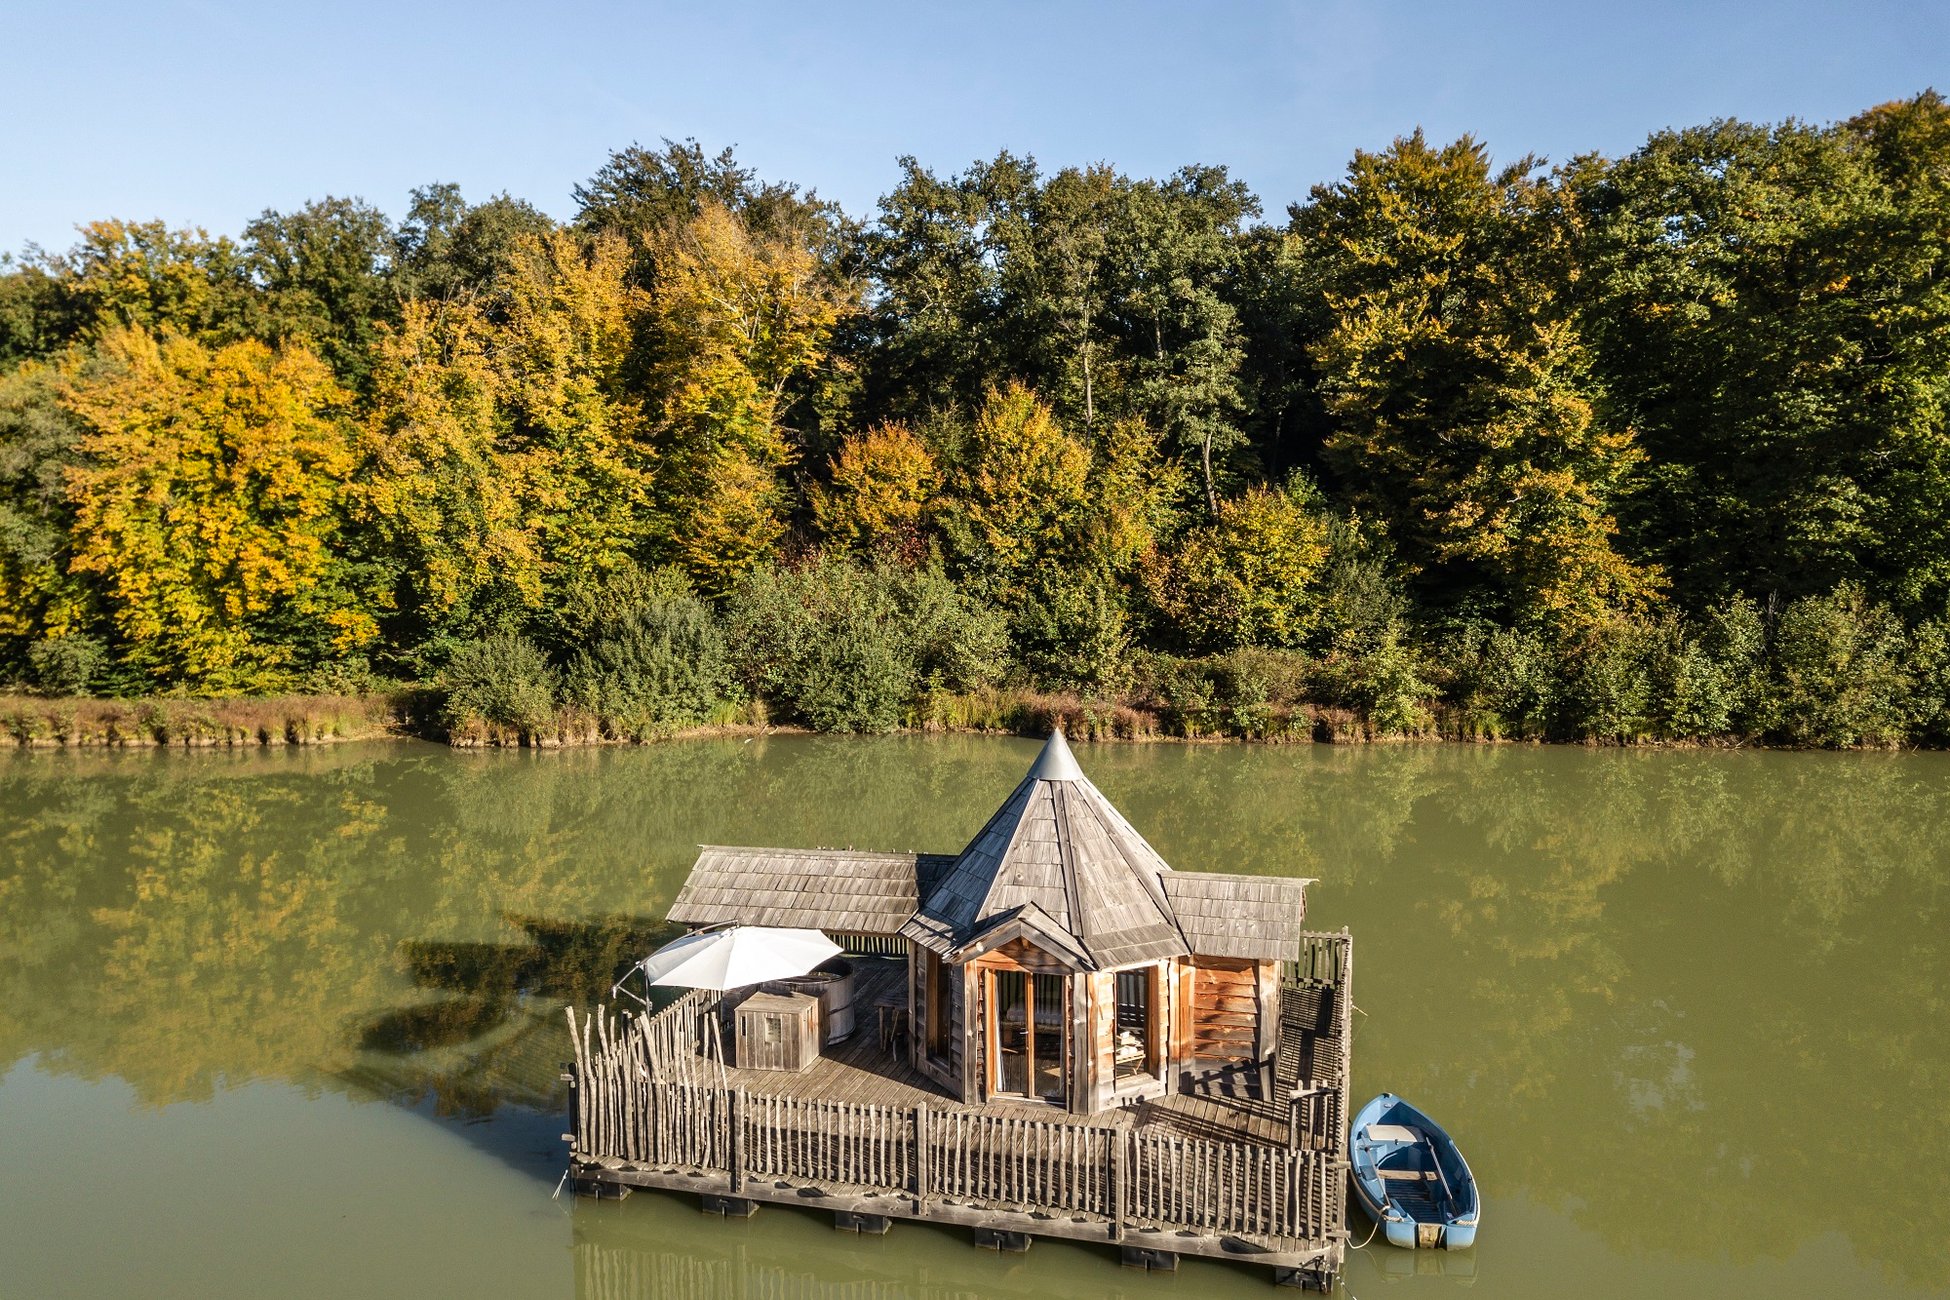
[1,736,1945,1298]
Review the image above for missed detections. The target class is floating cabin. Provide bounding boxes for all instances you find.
[566,732,1356,1290]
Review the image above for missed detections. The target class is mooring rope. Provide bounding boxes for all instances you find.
[1348,1216,1382,1249]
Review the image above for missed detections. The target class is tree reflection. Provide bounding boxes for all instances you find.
[0,739,1944,1290]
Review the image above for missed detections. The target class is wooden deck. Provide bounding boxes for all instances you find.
[566,931,1354,1291]
[665,957,1292,1147]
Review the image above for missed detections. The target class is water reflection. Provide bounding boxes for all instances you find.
[0,739,1945,1296]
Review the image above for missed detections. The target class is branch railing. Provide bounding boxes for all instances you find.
[568,928,1353,1254]
[1279,928,1353,1164]
[569,1028,1341,1249]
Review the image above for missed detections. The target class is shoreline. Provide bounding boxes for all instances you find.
[0,690,1921,752]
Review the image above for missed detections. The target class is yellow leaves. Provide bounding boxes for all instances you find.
[501,229,645,444]
[644,202,849,589]
[646,203,844,433]
[327,607,379,654]
[361,300,545,613]
[948,382,1094,574]
[65,219,243,338]
[1088,416,1184,569]
[1309,135,1662,632]
[812,422,937,553]
[677,450,788,599]
[1141,484,1333,651]
[57,326,365,690]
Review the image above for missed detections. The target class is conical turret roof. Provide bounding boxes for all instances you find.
[900,731,1189,969]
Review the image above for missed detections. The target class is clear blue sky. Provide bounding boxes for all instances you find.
[3,0,1943,251]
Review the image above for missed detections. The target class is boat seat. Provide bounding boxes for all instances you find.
[1379,1169,1437,1181]
[1364,1123,1421,1144]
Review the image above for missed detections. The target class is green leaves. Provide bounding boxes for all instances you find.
[1140,482,1332,653]
[0,107,1946,748]
[722,556,1005,733]
[1295,130,1661,631]
[1576,93,1950,615]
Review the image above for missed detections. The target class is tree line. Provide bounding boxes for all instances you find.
[2,93,1948,745]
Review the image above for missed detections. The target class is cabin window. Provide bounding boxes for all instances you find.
[987,969,1067,1104]
[1114,968,1157,1081]
[924,949,952,1064]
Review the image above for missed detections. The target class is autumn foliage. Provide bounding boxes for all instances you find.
[1,105,1948,745]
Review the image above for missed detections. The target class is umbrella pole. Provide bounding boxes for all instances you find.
[712,1011,729,1092]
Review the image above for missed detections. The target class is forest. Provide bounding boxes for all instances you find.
[2,91,1947,746]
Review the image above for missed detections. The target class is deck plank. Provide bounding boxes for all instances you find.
[688,957,1306,1147]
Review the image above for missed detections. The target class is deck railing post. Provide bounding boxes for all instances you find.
[1111,1127,1127,1242]
[730,1086,746,1192]
[912,1101,929,1212]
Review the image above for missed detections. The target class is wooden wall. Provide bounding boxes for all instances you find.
[1083,970,1116,1113]
[906,943,963,1094]
[913,939,1281,1112]
[1185,956,1264,1064]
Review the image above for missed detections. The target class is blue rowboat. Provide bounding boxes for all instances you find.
[1350,1093,1480,1250]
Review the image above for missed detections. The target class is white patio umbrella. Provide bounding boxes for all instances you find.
[613,925,842,1086]
[624,925,841,993]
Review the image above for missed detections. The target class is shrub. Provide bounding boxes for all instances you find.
[1309,617,1433,736]
[1143,655,1217,734]
[27,633,107,696]
[1011,566,1132,694]
[1558,618,1658,742]
[1137,648,1314,738]
[565,594,733,736]
[1441,622,1556,739]
[1699,596,1768,735]
[1906,617,1950,744]
[788,604,913,733]
[724,556,993,733]
[1647,629,1737,740]
[439,632,557,734]
[895,561,1010,693]
[1140,481,1332,653]
[1313,515,1407,649]
[537,563,697,656]
[1768,583,1910,746]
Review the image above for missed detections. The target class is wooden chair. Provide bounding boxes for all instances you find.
[875,1002,910,1056]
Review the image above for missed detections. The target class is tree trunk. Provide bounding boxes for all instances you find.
[1202,428,1218,516]
[1083,332,1094,434]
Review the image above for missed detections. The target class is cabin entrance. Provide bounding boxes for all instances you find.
[986,970,1068,1104]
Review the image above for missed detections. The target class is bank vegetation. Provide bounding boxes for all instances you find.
[4,95,1949,749]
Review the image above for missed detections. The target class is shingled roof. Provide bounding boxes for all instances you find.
[899,731,1192,970]
[668,847,950,935]
[1163,872,1314,961]
[667,732,1310,966]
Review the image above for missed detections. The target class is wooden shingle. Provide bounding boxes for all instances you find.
[669,846,920,935]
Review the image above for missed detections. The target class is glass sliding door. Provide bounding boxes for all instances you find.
[986,968,1067,1104]
[993,970,1029,1095]
[1032,973,1066,1103]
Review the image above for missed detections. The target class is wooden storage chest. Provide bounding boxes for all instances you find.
[735,991,820,1072]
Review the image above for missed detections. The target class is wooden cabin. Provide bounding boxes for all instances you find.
[668,730,1312,1117]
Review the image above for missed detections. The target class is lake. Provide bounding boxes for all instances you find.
[1,736,1945,1298]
